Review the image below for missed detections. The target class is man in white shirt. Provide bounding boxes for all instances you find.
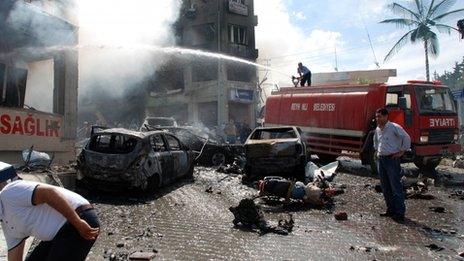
[0,162,100,261]
[373,108,411,223]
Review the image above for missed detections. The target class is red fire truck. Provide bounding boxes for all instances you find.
[264,80,461,172]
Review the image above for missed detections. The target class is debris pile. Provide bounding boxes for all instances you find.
[229,198,294,235]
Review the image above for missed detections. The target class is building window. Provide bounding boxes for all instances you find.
[0,63,27,108]
[184,23,216,47]
[228,24,248,45]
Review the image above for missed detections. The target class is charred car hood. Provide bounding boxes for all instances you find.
[245,138,300,158]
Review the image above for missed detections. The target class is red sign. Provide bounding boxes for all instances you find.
[0,111,61,137]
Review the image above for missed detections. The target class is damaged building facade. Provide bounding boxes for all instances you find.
[146,0,259,127]
[0,0,78,164]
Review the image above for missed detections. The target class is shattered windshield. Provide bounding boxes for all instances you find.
[88,134,139,154]
[416,87,456,114]
[250,128,297,140]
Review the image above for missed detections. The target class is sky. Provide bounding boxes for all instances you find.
[254,0,464,86]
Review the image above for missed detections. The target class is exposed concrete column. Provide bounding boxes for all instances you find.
[188,102,198,123]
[217,61,228,126]
[63,49,78,140]
[54,50,78,140]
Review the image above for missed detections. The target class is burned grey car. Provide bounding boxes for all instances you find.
[77,128,194,191]
[243,126,309,181]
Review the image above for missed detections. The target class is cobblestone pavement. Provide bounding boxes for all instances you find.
[79,159,464,261]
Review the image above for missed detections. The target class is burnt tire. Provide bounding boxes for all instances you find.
[146,174,160,193]
[211,152,226,166]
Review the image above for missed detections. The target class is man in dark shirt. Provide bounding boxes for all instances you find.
[297,62,312,87]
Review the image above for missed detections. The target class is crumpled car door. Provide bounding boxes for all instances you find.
[164,134,189,180]
[150,134,173,185]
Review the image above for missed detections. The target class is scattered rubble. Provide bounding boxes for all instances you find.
[425,243,445,252]
[229,198,294,235]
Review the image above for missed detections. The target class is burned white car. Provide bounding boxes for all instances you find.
[77,129,194,191]
[243,126,309,181]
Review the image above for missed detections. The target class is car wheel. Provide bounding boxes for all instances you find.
[186,164,194,178]
[147,174,160,192]
[211,152,226,166]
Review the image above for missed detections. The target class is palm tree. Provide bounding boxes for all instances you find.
[381,0,464,81]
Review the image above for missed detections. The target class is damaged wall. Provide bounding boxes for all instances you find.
[0,0,78,164]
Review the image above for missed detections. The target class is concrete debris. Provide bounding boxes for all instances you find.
[334,212,348,221]
[128,251,156,260]
[216,160,243,174]
[229,198,294,235]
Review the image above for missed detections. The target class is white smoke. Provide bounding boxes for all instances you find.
[78,0,182,98]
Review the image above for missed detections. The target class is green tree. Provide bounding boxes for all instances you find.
[381,0,464,81]
[434,56,464,90]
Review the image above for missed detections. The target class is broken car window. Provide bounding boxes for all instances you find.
[88,134,138,154]
[165,134,181,151]
[151,135,168,152]
[250,128,297,140]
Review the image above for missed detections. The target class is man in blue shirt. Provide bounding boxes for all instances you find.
[297,62,311,87]
[373,108,411,223]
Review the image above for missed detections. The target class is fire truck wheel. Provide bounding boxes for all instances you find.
[413,157,441,173]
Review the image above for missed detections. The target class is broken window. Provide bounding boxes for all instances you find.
[192,60,217,82]
[226,62,255,82]
[88,134,139,154]
[183,23,216,47]
[150,135,168,152]
[228,24,247,45]
[251,128,297,140]
[24,59,54,113]
[0,63,28,108]
[165,134,181,151]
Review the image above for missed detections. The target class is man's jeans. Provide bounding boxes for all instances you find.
[26,209,100,261]
[377,156,405,217]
